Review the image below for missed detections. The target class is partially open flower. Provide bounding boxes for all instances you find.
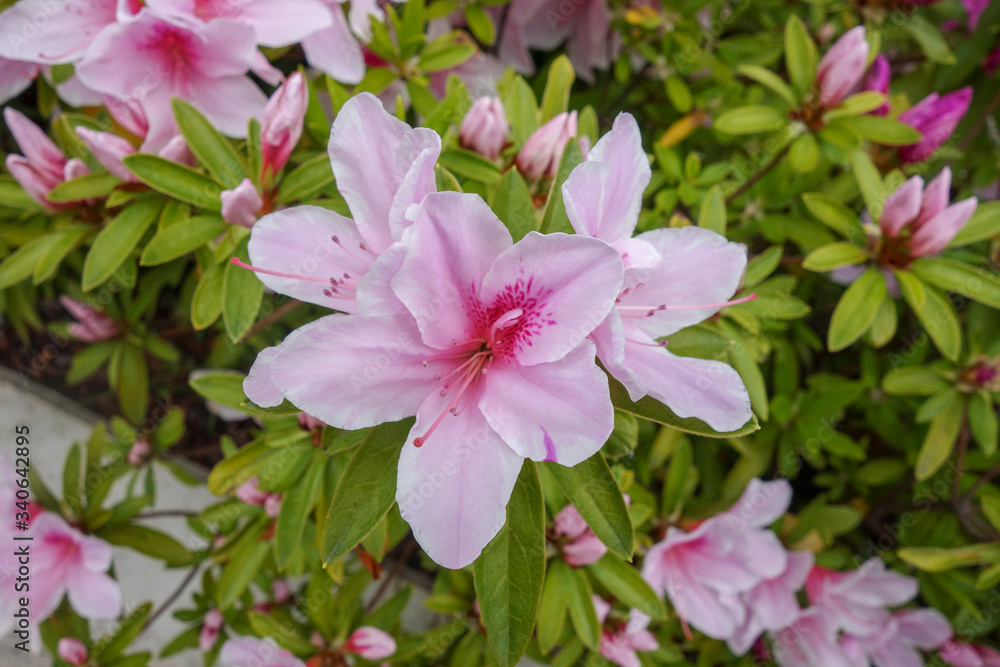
[814,26,869,108]
[57,638,88,666]
[517,111,578,179]
[345,626,396,660]
[552,502,607,567]
[200,608,224,652]
[60,296,120,342]
[460,97,509,160]
[221,178,264,228]
[897,88,973,164]
[260,71,307,186]
[126,439,153,467]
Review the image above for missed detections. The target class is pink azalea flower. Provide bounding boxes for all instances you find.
[126,439,153,467]
[805,558,919,637]
[593,596,659,667]
[235,476,270,505]
[76,10,267,151]
[0,56,40,104]
[243,191,623,568]
[23,512,122,622]
[345,626,396,660]
[815,26,869,108]
[728,550,814,655]
[941,640,1000,667]
[60,296,120,342]
[200,608,224,652]
[840,608,952,667]
[641,478,792,640]
[300,0,366,84]
[897,88,973,164]
[517,111,578,180]
[260,72,307,186]
[232,92,439,317]
[76,124,197,182]
[460,97,509,160]
[984,45,1000,75]
[0,0,128,65]
[272,580,292,603]
[4,107,90,209]
[219,636,305,667]
[771,607,855,667]
[263,494,282,518]
[57,638,89,666]
[562,113,753,431]
[860,54,891,116]
[146,0,331,47]
[221,178,264,228]
[553,501,607,567]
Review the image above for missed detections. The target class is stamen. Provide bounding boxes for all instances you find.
[330,236,374,267]
[231,258,330,283]
[489,309,523,345]
[413,356,484,447]
[617,293,757,315]
[627,338,668,347]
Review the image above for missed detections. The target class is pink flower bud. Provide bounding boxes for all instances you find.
[296,412,325,432]
[459,97,509,160]
[311,630,326,649]
[57,638,88,666]
[261,71,307,183]
[4,107,65,180]
[264,494,282,518]
[221,178,263,228]
[104,94,149,139]
[859,54,890,116]
[60,296,120,342]
[63,157,91,182]
[200,609,224,652]
[897,87,972,164]
[272,579,291,603]
[562,531,607,567]
[5,154,60,207]
[940,640,1000,667]
[517,111,578,180]
[235,476,269,506]
[126,439,153,467]
[345,626,396,660]
[76,127,137,182]
[158,135,197,167]
[815,26,869,107]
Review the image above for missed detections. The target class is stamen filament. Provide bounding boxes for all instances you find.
[231,258,330,283]
[617,293,758,314]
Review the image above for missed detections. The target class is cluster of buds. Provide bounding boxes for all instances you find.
[235,476,282,518]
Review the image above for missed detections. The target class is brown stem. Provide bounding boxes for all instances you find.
[364,537,418,614]
[134,510,198,520]
[956,87,1000,153]
[963,459,1000,502]
[725,143,791,205]
[952,419,970,499]
[142,564,200,633]
[238,299,303,344]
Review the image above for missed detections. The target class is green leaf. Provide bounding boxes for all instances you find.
[248,611,317,656]
[322,420,412,564]
[475,462,545,667]
[868,295,898,348]
[824,91,889,121]
[910,257,1000,309]
[895,270,962,361]
[217,538,270,609]
[713,105,788,135]
[417,43,476,71]
[827,267,887,352]
[788,133,819,173]
[276,154,335,204]
[899,543,1000,571]
[802,193,864,242]
[437,148,503,184]
[503,75,539,146]
[905,15,956,64]
[785,15,817,97]
[32,225,92,284]
[539,55,575,123]
[98,524,194,566]
[949,201,1000,247]
[191,261,226,330]
[915,391,965,480]
[841,115,922,146]
[491,168,536,242]
[63,442,83,516]
[539,139,583,234]
[434,164,462,192]
[122,154,223,211]
[851,150,887,218]
[882,367,950,396]
[463,5,495,44]
[536,566,568,655]
[548,560,600,650]
[276,449,325,567]
[46,172,121,203]
[0,176,42,210]
[189,370,247,413]
[118,344,149,424]
[610,376,760,437]
[545,453,633,560]
[737,64,797,107]
[802,242,868,271]
[744,245,783,287]
[141,215,227,266]
[587,554,667,619]
[968,391,998,456]
[95,603,151,662]
[697,185,726,234]
[82,196,162,290]
[223,241,264,342]
[172,98,248,188]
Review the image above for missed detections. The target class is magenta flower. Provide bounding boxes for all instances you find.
[233,92,439,316]
[244,191,623,567]
[593,597,659,667]
[219,636,305,667]
[642,478,792,640]
[60,296,120,342]
[57,638,88,666]
[0,0,124,65]
[941,640,1000,667]
[553,501,607,567]
[517,111,579,180]
[728,550,814,655]
[345,626,397,660]
[772,607,854,667]
[4,108,90,209]
[563,113,753,431]
[260,72,307,186]
[76,10,267,151]
[897,88,973,164]
[460,97,509,160]
[805,558,919,636]
[221,178,263,228]
[200,608,224,652]
[24,512,122,622]
[0,57,39,104]
[815,26,869,108]
[840,609,952,666]
[860,54,891,116]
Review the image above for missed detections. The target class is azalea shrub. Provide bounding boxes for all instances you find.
[2,0,1000,665]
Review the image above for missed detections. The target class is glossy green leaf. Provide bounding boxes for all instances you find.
[802,242,868,271]
[915,390,965,480]
[172,98,248,188]
[141,215,227,266]
[909,257,1000,309]
[896,270,962,361]
[123,154,223,211]
[82,195,162,291]
[827,267,887,352]
[714,105,788,135]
